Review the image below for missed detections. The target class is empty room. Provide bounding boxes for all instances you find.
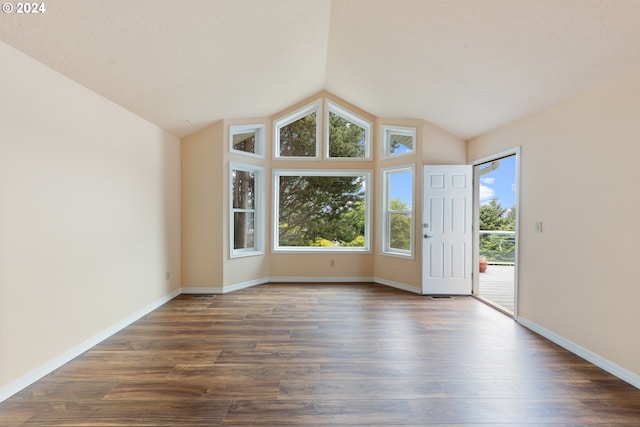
[1,1,639,425]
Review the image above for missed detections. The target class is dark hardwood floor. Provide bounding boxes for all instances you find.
[1,283,639,426]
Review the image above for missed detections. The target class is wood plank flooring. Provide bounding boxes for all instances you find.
[1,283,639,426]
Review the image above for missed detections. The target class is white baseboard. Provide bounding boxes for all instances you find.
[0,288,181,403]
[222,277,269,293]
[180,286,224,294]
[269,276,374,283]
[181,277,269,295]
[518,317,640,389]
[374,277,421,294]
[182,277,419,293]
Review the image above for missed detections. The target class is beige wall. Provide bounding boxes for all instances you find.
[0,42,181,389]
[223,119,271,287]
[373,118,467,291]
[181,121,225,289]
[468,68,640,377]
[180,93,466,291]
[180,93,381,287]
[268,93,377,280]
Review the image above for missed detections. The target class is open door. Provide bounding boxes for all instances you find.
[422,165,473,295]
[472,149,519,316]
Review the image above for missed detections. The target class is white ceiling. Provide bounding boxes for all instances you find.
[2,0,640,139]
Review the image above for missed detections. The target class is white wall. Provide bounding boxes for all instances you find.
[0,41,181,392]
[468,67,640,381]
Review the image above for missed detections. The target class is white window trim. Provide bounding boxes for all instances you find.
[230,162,265,258]
[273,169,372,253]
[229,124,265,159]
[381,164,415,259]
[325,100,372,160]
[273,99,322,160]
[381,125,417,159]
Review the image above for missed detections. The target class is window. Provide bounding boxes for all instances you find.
[230,163,264,258]
[230,124,265,158]
[382,166,414,257]
[274,100,321,159]
[326,101,371,159]
[274,170,371,252]
[382,126,416,158]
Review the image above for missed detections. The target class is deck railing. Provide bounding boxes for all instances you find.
[479,230,515,265]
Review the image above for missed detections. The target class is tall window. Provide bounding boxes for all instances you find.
[274,100,321,159]
[382,166,414,257]
[326,101,371,159]
[274,170,371,252]
[230,163,264,258]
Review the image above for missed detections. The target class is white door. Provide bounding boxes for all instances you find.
[422,165,473,295]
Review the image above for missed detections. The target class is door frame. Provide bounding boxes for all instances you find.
[471,147,521,318]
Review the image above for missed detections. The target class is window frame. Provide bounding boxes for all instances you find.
[381,125,417,159]
[273,99,322,160]
[273,169,372,253]
[229,162,265,258]
[229,124,265,158]
[381,165,415,258]
[325,100,372,160]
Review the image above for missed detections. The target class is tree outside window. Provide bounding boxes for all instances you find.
[382,166,414,257]
[479,199,516,263]
[274,101,321,158]
[230,163,263,257]
[274,170,370,251]
[229,124,264,158]
[382,126,416,158]
[326,102,370,159]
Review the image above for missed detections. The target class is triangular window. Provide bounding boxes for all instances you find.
[274,101,321,158]
[326,101,371,159]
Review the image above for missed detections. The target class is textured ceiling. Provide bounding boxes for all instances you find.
[2,0,640,139]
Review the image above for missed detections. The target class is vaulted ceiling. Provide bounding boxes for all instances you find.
[2,0,640,139]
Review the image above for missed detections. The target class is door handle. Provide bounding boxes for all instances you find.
[423,234,432,239]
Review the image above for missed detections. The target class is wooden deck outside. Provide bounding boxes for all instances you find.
[478,264,515,313]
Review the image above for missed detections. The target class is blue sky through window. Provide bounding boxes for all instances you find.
[389,170,412,208]
[389,135,413,154]
[479,155,516,208]
[387,158,515,213]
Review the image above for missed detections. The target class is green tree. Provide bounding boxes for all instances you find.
[479,199,516,263]
[278,175,365,247]
[502,207,516,231]
[328,112,365,158]
[389,198,411,250]
[479,199,508,230]
[277,109,370,247]
[276,107,371,247]
[279,113,317,157]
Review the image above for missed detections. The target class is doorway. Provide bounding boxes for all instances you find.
[472,149,519,316]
